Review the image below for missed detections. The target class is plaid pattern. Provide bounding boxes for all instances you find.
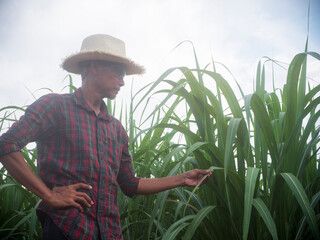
[0,88,140,240]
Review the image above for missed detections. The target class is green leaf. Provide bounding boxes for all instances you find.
[253,198,278,240]
[209,166,223,171]
[281,173,320,239]
[243,167,260,240]
[284,52,320,141]
[162,216,193,240]
[224,118,242,180]
[295,191,320,240]
[250,94,279,169]
[182,205,215,240]
[0,183,15,190]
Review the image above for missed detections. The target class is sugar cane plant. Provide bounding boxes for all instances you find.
[0,43,319,239]
[0,106,42,240]
[118,42,320,240]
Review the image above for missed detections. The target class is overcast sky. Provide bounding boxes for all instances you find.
[0,0,319,109]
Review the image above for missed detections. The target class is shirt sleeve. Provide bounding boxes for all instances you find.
[117,127,140,198]
[0,94,60,157]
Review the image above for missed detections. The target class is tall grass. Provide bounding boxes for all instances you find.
[118,46,320,240]
[0,107,42,240]
[0,46,319,239]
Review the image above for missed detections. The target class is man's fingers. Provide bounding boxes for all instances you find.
[202,175,210,184]
[69,183,94,205]
[76,192,94,206]
[71,201,84,213]
[72,183,92,190]
[193,169,212,177]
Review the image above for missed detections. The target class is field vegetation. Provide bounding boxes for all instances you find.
[0,43,319,239]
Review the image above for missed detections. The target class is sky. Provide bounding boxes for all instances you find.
[0,0,319,110]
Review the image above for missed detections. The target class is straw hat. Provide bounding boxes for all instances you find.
[62,34,145,75]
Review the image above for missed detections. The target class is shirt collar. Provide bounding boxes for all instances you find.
[73,88,112,122]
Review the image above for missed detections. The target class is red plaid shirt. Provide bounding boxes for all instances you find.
[0,88,140,240]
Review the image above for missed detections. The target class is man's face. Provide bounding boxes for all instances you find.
[93,62,126,99]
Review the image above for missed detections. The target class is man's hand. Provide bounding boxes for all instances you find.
[183,169,213,187]
[136,168,213,195]
[0,152,94,213]
[45,183,93,213]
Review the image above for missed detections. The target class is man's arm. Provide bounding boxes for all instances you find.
[136,169,212,195]
[1,151,93,212]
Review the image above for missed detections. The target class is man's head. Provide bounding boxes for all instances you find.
[62,34,145,76]
[78,59,128,99]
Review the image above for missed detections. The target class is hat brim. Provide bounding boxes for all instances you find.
[62,51,145,75]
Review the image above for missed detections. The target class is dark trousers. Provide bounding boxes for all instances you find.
[41,214,68,240]
[38,211,102,240]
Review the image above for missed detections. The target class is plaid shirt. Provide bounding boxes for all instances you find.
[0,88,140,240]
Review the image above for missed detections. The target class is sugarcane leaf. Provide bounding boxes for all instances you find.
[295,191,320,240]
[224,118,242,180]
[250,94,279,169]
[162,216,193,240]
[243,167,260,240]
[183,205,215,240]
[253,198,278,240]
[281,173,320,239]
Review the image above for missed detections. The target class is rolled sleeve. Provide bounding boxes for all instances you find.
[0,94,59,157]
[117,134,140,198]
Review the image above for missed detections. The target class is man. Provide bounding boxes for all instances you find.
[0,34,212,240]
